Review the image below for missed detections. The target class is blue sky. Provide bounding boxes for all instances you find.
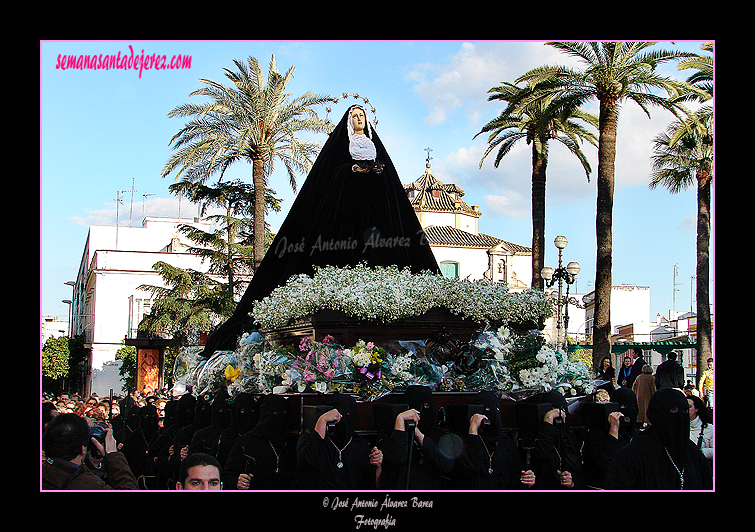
[40,40,713,326]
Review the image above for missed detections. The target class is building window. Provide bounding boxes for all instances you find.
[128,296,153,339]
[440,261,459,279]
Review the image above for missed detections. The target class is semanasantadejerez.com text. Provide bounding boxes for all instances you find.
[55,44,192,79]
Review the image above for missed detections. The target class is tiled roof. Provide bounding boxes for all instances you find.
[404,168,480,217]
[424,225,531,254]
[405,164,530,254]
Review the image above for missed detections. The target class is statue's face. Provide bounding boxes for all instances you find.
[351,108,366,134]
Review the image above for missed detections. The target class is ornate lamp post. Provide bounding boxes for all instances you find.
[541,236,582,351]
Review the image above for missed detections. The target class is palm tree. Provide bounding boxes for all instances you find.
[649,111,712,383]
[651,42,714,384]
[515,42,707,368]
[475,81,598,290]
[161,55,332,271]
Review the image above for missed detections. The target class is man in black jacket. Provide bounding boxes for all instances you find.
[628,348,647,388]
[655,351,685,390]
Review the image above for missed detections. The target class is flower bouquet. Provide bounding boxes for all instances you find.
[195,350,240,399]
[341,339,399,401]
[252,349,296,394]
[392,340,446,390]
[289,336,353,393]
[555,358,596,397]
[172,346,206,394]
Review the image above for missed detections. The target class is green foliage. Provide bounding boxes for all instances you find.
[139,174,286,349]
[138,261,229,348]
[161,55,334,268]
[42,334,90,394]
[116,344,137,393]
[42,335,70,380]
[568,346,593,374]
[476,81,598,177]
[161,55,332,189]
[507,330,549,374]
[511,42,708,365]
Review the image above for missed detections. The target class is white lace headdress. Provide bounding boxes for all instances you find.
[324,94,379,161]
[346,105,377,161]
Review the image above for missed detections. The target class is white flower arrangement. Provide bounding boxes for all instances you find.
[390,353,414,382]
[250,263,552,329]
[343,340,377,368]
[170,265,603,401]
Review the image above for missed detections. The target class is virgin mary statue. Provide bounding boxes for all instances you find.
[200,104,440,356]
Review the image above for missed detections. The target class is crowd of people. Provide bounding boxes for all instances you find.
[41,350,713,491]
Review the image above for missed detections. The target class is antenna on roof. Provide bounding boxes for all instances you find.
[114,189,127,249]
[142,193,155,226]
[128,178,137,227]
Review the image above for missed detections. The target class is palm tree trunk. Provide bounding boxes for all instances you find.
[695,170,712,383]
[252,156,266,271]
[226,203,235,299]
[531,143,547,291]
[592,97,618,370]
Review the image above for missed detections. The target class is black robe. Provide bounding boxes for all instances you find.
[291,394,376,490]
[452,391,527,490]
[582,428,625,490]
[189,390,236,466]
[604,388,713,490]
[379,386,454,489]
[526,391,584,490]
[603,427,712,490]
[121,404,160,488]
[222,395,296,490]
[147,400,181,490]
[201,105,439,356]
[169,395,211,484]
[151,395,195,490]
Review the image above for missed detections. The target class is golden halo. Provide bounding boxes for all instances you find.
[325,93,378,127]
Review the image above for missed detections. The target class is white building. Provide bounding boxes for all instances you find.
[404,162,532,289]
[580,286,701,378]
[402,161,600,345]
[69,216,220,397]
[42,315,69,343]
[581,285,652,343]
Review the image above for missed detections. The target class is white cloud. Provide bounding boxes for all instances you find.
[68,196,217,227]
[678,216,696,232]
[406,41,584,129]
[426,141,532,221]
[483,192,529,219]
[399,40,704,229]
[407,42,510,127]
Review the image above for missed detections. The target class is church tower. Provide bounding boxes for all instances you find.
[404,151,532,289]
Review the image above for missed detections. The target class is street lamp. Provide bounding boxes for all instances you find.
[541,236,581,350]
[64,281,76,337]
